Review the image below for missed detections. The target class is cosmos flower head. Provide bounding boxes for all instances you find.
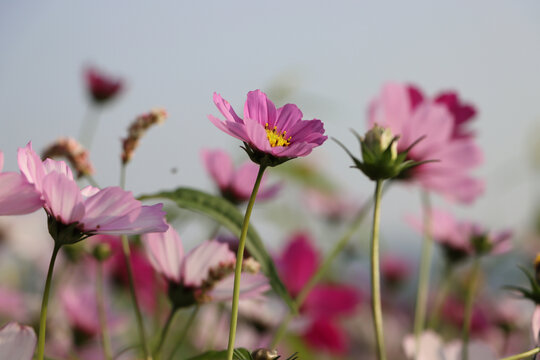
[208,90,327,167]
[84,66,123,105]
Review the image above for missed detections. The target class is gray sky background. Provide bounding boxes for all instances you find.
[1,0,540,253]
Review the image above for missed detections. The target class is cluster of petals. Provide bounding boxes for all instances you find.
[407,209,512,258]
[0,322,37,360]
[275,232,361,354]
[201,149,281,203]
[142,224,270,303]
[0,151,43,216]
[208,89,327,159]
[84,66,123,104]
[403,330,496,360]
[17,142,167,237]
[368,83,484,203]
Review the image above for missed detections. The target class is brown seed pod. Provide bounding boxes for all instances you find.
[251,348,279,360]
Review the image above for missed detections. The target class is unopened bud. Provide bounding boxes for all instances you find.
[92,243,112,262]
[363,125,397,160]
[251,348,279,360]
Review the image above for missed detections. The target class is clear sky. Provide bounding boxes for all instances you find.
[1,0,540,251]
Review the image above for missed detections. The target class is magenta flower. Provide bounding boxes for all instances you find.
[208,90,327,166]
[18,143,167,243]
[407,209,512,259]
[381,254,411,289]
[368,83,484,203]
[0,151,43,215]
[434,92,477,140]
[84,66,123,105]
[276,232,360,354]
[201,149,281,204]
[0,322,37,360]
[142,225,269,307]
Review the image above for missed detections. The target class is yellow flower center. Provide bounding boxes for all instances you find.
[265,123,291,147]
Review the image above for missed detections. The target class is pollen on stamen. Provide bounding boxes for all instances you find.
[265,123,291,147]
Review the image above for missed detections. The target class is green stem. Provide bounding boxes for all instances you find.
[120,164,127,190]
[270,183,384,348]
[79,106,101,150]
[153,307,178,359]
[428,261,452,330]
[461,258,481,360]
[36,244,61,360]
[96,261,113,360]
[169,306,200,360]
[226,165,266,360]
[121,235,152,360]
[370,180,386,360]
[413,190,433,359]
[500,348,540,360]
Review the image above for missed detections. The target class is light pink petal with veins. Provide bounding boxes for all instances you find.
[244,89,277,128]
[42,172,85,224]
[43,158,74,180]
[245,117,273,153]
[18,142,46,190]
[182,240,235,287]
[86,203,167,235]
[81,187,141,228]
[201,149,233,191]
[230,162,260,200]
[0,322,37,360]
[213,92,243,124]
[142,225,184,283]
[81,185,100,198]
[287,119,327,144]
[0,173,43,215]
[367,83,412,139]
[276,104,303,132]
[208,272,270,302]
[208,115,248,142]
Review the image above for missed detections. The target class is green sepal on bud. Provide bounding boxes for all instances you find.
[334,124,435,181]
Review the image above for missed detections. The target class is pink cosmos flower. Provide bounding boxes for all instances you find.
[407,209,512,259]
[276,232,360,355]
[441,296,490,335]
[142,225,270,306]
[84,66,123,104]
[0,322,37,360]
[208,90,327,165]
[0,151,43,215]
[201,149,281,204]
[532,305,540,346]
[434,92,477,140]
[381,254,411,289]
[18,143,167,243]
[368,83,483,203]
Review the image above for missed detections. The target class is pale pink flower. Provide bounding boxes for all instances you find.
[0,287,28,322]
[201,149,281,204]
[0,151,43,215]
[84,66,123,105]
[0,322,37,360]
[532,305,540,345]
[368,83,483,203]
[302,189,360,222]
[18,142,167,242]
[208,90,327,165]
[142,225,269,305]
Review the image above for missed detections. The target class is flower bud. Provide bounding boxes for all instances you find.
[363,125,397,161]
[251,348,279,360]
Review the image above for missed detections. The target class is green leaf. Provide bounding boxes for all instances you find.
[185,348,253,360]
[233,348,253,360]
[140,187,297,313]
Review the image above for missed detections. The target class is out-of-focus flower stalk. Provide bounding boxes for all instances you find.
[226,164,266,360]
[96,258,113,360]
[499,347,540,360]
[370,180,386,360]
[36,244,61,360]
[153,307,177,359]
[461,257,481,360]
[428,260,452,330]
[169,306,200,360]
[413,190,433,358]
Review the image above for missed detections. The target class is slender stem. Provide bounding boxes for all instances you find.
[36,244,61,360]
[85,174,100,188]
[79,106,101,150]
[169,306,200,360]
[270,184,382,348]
[153,307,178,359]
[121,235,152,360]
[413,190,433,359]
[120,164,127,190]
[500,348,540,360]
[97,261,113,360]
[226,165,266,360]
[461,258,481,360]
[428,261,452,330]
[370,180,386,360]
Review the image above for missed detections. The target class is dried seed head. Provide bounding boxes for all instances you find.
[42,137,94,178]
[121,108,167,164]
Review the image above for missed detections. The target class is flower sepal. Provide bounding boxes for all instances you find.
[241,143,292,168]
[47,214,92,246]
[167,282,197,309]
[505,262,540,305]
[335,125,434,181]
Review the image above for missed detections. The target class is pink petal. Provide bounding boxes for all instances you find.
[256,181,282,201]
[42,172,85,224]
[208,114,249,142]
[17,142,46,191]
[182,240,235,287]
[0,152,4,172]
[0,322,37,360]
[201,149,233,191]
[243,89,277,127]
[244,117,273,153]
[302,318,349,355]
[43,158,74,180]
[276,104,303,133]
[80,185,100,198]
[402,331,444,360]
[0,173,43,215]
[0,287,28,321]
[208,273,270,302]
[142,225,184,283]
[532,305,540,345]
[230,162,259,200]
[303,284,360,318]
[213,92,243,124]
[367,83,413,138]
[276,233,320,297]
